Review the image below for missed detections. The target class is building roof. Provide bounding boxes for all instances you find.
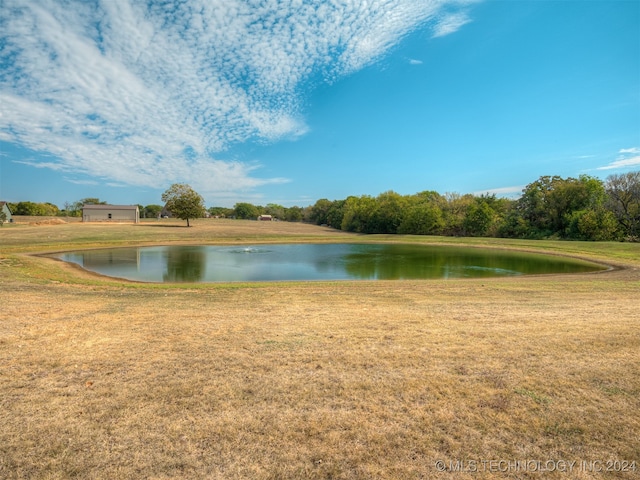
[0,201,12,213]
[82,204,139,210]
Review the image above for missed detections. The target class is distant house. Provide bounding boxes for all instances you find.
[258,214,273,221]
[0,202,13,223]
[159,205,172,218]
[82,204,139,223]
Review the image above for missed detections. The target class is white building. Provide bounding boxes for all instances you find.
[0,202,12,223]
[82,204,139,223]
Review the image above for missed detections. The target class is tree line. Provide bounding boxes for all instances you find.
[6,171,639,240]
[7,198,165,219]
[5,197,309,222]
[307,172,639,241]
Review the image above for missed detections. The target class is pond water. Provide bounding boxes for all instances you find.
[53,243,606,283]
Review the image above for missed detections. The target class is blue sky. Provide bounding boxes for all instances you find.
[1,0,639,209]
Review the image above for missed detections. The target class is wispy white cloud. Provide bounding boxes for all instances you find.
[65,178,99,186]
[619,147,640,155]
[409,58,423,65]
[14,159,70,171]
[0,0,476,200]
[597,147,640,171]
[474,185,524,198]
[597,156,640,171]
[432,11,472,38]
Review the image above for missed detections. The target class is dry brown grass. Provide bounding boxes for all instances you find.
[0,220,638,479]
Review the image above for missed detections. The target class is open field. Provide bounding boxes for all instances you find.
[1,218,639,479]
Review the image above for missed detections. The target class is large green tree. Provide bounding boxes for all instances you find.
[341,195,377,233]
[161,183,205,227]
[208,206,234,218]
[143,204,163,219]
[606,171,640,240]
[441,193,474,236]
[310,199,346,228]
[264,203,285,220]
[309,199,333,225]
[462,195,511,237]
[515,175,608,238]
[233,202,259,220]
[463,198,495,237]
[10,201,59,216]
[284,206,304,222]
[371,191,406,234]
[397,191,444,235]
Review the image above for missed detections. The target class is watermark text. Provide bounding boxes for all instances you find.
[434,459,637,474]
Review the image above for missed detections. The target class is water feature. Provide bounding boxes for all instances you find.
[53,243,606,283]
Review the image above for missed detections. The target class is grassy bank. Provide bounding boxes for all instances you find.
[1,219,638,479]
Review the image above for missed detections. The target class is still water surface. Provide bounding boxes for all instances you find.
[55,243,605,283]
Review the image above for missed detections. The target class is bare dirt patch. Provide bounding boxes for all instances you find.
[10,215,80,225]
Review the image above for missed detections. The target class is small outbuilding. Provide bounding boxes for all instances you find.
[0,201,13,223]
[258,214,273,221]
[160,205,172,218]
[82,204,139,223]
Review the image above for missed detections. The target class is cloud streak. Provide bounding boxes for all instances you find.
[431,11,473,38]
[473,185,524,198]
[0,0,475,199]
[597,148,640,171]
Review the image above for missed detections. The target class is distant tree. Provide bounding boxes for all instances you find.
[398,203,444,235]
[514,175,607,238]
[310,199,333,225]
[144,204,163,219]
[341,195,378,233]
[233,202,259,220]
[464,198,496,237]
[606,171,640,240]
[12,201,39,216]
[66,197,107,217]
[9,201,59,216]
[284,206,304,222]
[302,206,314,223]
[78,197,106,206]
[566,208,619,241]
[208,206,234,218]
[0,210,6,226]
[43,202,60,216]
[371,191,406,233]
[550,175,606,237]
[442,193,474,236]
[397,191,444,235]
[12,201,32,216]
[161,184,205,227]
[265,203,285,220]
[516,176,562,237]
[325,200,346,229]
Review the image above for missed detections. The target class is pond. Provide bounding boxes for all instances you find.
[53,243,606,283]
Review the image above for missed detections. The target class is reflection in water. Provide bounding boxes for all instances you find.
[80,249,140,268]
[343,245,524,279]
[163,247,206,282]
[55,243,605,283]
